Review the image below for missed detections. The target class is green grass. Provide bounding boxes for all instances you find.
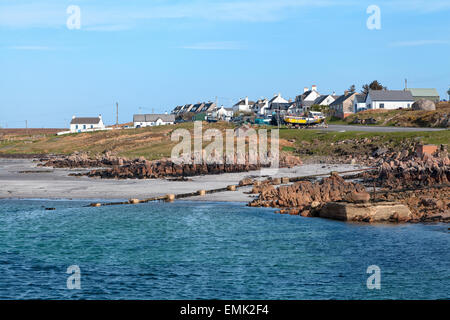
[279,128,449,156]
[1,123,448,159]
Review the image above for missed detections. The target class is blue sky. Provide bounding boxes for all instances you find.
[1,0,449,127]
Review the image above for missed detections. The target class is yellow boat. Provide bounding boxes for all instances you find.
[284,111,325,126]
[284,116,324,126]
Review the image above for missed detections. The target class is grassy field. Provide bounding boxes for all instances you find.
[1,122,448,160]
[279,128,450,157]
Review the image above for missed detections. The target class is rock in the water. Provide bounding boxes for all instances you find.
[319,201,412,222]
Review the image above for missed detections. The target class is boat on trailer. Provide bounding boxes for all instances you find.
[284,111,326,128]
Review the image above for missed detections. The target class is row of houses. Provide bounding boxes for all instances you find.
[330,88,440,118]
[171,85,440,120]
[66,86,441,134]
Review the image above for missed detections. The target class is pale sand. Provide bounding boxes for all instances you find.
[0,159,364,202]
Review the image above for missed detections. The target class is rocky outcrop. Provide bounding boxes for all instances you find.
[54,152,303,179]
[377,186,449,223]
[377,149,450,189]
[319,202,412,222]
[248,173,367,212]
[40,151,127,168]
[412,99,436,111]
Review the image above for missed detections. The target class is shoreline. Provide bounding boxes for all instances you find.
[0,158,363,202]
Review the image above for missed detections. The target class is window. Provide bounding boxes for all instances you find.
[75,125,78,129]
[83,125,86,129]
[91,125,93,128]
[380,103,384,109]
[407,103,410,108]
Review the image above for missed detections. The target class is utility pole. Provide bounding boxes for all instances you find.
[116,102,119,126]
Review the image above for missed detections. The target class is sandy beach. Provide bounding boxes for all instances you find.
[0,158,363,202]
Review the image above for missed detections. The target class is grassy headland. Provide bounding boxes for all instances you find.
[1,122,448,160]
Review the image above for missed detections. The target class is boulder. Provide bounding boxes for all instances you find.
[319,202,412,222]
[411,99,436,111]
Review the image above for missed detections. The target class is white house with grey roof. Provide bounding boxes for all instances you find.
[133,114,175,127]
[365,90,414,110]
[70,115,105,133]
[233,97,255,113]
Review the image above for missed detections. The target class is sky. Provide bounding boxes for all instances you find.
[0,0,449,128]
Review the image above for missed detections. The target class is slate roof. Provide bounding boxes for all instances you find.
[201,102,216,112]
[368,90,414,101]
[355,94,366,103]
[70,117,101,125]
[234,99,255,106]
[133,114,175,122]
[329,93,357,107]
[313,95,328,105]
[190,103,205,113]
[269,102,294,111]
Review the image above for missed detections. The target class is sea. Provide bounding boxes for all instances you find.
[0,199,448,300]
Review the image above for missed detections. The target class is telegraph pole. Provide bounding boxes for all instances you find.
[116,102,119,126]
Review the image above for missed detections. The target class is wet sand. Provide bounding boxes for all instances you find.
[0,159,363,202]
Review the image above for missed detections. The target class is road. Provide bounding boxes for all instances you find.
[320,124,446,132]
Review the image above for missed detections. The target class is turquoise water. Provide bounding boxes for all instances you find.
[0,199,448,300]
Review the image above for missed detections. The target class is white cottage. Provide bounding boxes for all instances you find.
[365,90,414,110]
[70,115,105,133]
[212,106,234,120]
[133,114,175,127]
[233,97,255,113]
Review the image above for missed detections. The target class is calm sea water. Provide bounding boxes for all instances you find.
[0,199,448,300]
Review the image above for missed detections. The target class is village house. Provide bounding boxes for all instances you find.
[353,94,367,112]
[329,92,358,119]
[267,101,295,117]
[133,114,175,127]
[70,115,105,133]
[233,97,255,113]
[252,98,269,116]
[172,105,184,115]
[313,94,337,107]
[407,88,440,103]
[365,90,414,110]
[189,102,206,114]
[199,102,217,113]
[294,85,321,113]
[211,105,234,120]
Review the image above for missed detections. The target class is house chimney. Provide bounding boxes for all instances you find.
[245,96,249,106]
[312,85,317,91]
[72,115,76,119]
[304,87,308,93]
[99,114,102,119]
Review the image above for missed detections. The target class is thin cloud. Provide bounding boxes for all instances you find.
[180,41,244,50]
[390,40,449,47]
